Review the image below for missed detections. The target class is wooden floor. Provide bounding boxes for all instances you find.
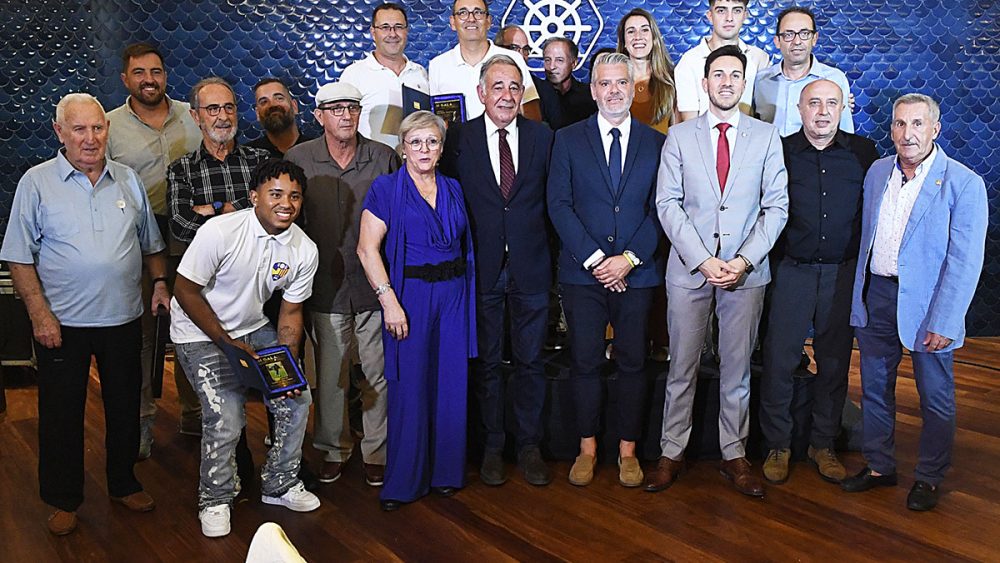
[3,339,1000,562]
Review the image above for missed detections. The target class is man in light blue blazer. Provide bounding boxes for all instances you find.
[647,46,788,497]
[841,93,988,511]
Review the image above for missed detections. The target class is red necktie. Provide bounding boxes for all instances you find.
[716,122,731,195]
[498,128,514,200]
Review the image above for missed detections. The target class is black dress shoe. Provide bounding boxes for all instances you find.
[480,451,507,486]
[518,447,552,486]
[907,480,940,511]
[840,467,898,492]
[380,499,401,512]
[431,486,457,497]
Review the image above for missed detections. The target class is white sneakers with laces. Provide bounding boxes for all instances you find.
[199,504,231,538]
[261,482,321,512]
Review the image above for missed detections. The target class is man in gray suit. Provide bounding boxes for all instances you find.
[647,45,788,497]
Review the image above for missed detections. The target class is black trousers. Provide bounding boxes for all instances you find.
[562,283,653,442]
[36,319,144,511]
[760,258,855,451]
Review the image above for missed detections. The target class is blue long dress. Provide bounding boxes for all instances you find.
[363,167,476,503]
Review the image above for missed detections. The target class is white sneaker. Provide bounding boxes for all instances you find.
[199,504,231,538]
[262,482,320,512]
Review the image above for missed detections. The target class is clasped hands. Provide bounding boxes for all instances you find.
[593,255,632,293]
[698,256,748,289]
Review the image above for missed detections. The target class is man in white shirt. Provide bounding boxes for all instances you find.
[428,0,541,121]
[340,2,429,148]
[674,0,770,122]
[171,160,320,538]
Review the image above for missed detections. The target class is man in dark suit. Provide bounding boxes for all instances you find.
[547,52,666,488]
[442,54,554,487]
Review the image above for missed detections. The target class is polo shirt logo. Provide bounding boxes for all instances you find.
[271,262,290,281]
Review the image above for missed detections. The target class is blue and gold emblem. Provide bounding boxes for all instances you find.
[271,261,290,281]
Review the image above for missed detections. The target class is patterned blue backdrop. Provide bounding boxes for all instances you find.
[1,0,998,335]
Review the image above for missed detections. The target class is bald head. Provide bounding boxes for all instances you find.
[798,79,843,147]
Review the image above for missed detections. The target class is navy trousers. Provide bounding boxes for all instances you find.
[562,283,653,442]
[855,274,955,485]
[474,263,549,453]
[760,258,855,451]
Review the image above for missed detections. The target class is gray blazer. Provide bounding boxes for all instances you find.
[655,113,788,289]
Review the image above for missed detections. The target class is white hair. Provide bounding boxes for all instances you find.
[54,93,106,124]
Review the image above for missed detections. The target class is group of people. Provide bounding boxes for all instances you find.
[0,0,988,542]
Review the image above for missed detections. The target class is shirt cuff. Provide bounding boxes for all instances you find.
[582,249,606,270]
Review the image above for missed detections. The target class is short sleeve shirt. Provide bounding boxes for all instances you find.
[0,152,165,326]
[674,38,771,116]
[340,52,430,149]
[754,57,854,136]
[169,208,319,343]
[428,43,540,121]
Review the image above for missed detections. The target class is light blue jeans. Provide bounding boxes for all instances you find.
[176,325,312,510]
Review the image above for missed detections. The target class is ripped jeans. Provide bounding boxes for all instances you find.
[175,325,312,511]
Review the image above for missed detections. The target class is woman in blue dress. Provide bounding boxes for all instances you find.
[357,111,476,511]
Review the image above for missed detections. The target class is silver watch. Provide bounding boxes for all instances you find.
[374,282,392,296]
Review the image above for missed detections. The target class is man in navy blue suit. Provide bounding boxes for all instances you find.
[441,54,555,487]
[547,52,666,488]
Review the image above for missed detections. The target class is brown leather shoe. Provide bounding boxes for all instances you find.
[568,454,595,486]
[644,456,684,492]
[318,461,343,484]
[47,510,77,536]
[111,491,156,512]
[720,458,765,498]
[363,463,385,487]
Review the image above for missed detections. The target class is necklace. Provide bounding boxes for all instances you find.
[636,83,646,93]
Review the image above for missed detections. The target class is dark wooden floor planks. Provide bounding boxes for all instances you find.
[2,338,1000,561]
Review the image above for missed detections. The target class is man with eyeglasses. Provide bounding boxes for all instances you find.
[441,54,554,488]
[754,7,854,137]
[168,77,271,245]
[428,0,541,121]
[248,77,315,157]
[285,82,401,488]
[674,0,770,122]
[106,42,202,459]
[341,2,429,149]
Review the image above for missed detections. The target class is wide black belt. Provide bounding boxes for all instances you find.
[403,256,466,282]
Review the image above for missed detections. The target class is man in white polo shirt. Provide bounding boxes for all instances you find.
[674,0,770,121]
[340,2,429,148]
[428,0,541,121]
[170,159,320,538]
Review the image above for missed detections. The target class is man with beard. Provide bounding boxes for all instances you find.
[168,77,271,245]
[247,78,314,157]
[649,45,787,497]
[107,43,202,458]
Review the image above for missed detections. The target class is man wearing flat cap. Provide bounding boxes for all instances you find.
[285,81,402,487]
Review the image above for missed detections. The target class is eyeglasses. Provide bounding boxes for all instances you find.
[318,104,362,116]
[453,8,488,21]
[373,23,408,33]
[778,29,816,42]
[404,138,441,150]
[198,103,237,116]
[499,43,531,56]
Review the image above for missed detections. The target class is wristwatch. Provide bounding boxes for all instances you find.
[374,282,392,296]
[738,254,754,274]
[623,250,642,268]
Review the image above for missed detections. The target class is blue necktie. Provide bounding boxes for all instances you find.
[609,127,622,193]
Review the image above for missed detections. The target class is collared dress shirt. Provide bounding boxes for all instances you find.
[674,38,771,116]
[870,147,938,277]
[484,115,519,185]
[754,56,855,136]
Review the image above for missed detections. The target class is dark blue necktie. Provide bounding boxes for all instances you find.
[609,127,622,193]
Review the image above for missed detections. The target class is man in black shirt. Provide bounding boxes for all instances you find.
[760,79,878,485]
[247,78,315,157]
[540,37,597,130]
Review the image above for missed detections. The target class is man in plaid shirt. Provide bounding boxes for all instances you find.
[168,76,270,243]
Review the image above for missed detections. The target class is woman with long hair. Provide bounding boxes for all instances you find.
[616,8,677,133]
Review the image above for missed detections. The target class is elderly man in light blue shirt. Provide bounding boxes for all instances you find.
[0,93,170,536]
[754,6,854,136]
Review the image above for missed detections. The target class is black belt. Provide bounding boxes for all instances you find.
[873,274,899,283]
[403,257,466,282]
[786,256,855,266]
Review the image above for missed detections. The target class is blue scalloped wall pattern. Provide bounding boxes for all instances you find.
[1,0,997,334]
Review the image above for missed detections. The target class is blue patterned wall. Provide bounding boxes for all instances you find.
[1,0,998,335]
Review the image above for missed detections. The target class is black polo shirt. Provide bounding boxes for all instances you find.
[779,129,879,263]
[246,131,316,158]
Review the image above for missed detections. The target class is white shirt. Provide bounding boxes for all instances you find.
[674,38,771,116]
[706,110,741,162]
[428,42,540,120]
[170,208,319,344]
[484,115,519,185]
[340,52,429,149]
[870,147,938,277]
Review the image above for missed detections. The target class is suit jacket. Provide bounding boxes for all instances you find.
[547,114,666,288]
[441,115,554,294]
[850,146,987,351]
[656,112,788,289]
